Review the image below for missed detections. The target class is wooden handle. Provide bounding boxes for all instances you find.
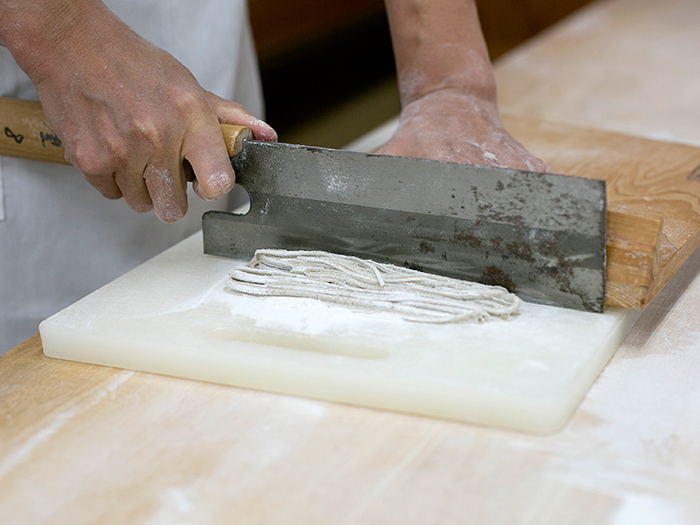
[220,123,253,157]
[0,97,70,164]
[0,97,252,166]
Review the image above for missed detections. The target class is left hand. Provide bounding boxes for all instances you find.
[375,88,550,173]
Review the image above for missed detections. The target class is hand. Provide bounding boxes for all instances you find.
[375,88,550,173]
[381,0,549,174]
[5,0,277,222]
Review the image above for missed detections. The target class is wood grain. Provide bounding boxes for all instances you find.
[605,210,663,309]
[0,98,70,165]
[503,116,700,308]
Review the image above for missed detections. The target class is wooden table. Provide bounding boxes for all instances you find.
[2,0,699,522]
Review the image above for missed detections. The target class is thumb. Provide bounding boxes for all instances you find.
[182,119,236,201]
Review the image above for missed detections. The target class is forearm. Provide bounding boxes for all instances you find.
[0,0,113,85]
[378,1,548,171]
[384,0,497,106]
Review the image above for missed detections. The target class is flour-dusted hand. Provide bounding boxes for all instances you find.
[0,0,277,222]
[375,88,549,172]
[379,0,549,173]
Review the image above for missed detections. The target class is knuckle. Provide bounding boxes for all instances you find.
[70,145,113,179]
[169,87,215,129]
[223,100,245,112]
[133,116,166,150]
[66,142,124,200]
[105,137,132,166]
[66,133,130,178]
[170,85,204,114]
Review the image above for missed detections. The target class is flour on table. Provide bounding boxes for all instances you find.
[226,249,521,323]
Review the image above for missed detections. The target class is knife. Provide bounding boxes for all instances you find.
[0,97,607,312]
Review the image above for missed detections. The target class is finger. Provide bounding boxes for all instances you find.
[66,142,124,200]
[114,161,154,213]
[206,92,278,142]
[82,169,123,200]
[501,142,553,173]
[182,120,236,202]
[143,162,188,223]
[526,158,553,174]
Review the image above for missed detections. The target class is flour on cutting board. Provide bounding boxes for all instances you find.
[40,233,635,432]
[226,249,521,324]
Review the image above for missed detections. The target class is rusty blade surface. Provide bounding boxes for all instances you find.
[203,140,607,312]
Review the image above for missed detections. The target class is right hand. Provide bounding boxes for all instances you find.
[5,0,277,222]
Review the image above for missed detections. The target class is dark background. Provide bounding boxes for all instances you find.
[248,0,593,147]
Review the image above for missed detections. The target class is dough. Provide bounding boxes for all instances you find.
[227,250,521,323]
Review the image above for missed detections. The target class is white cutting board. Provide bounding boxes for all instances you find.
[40,233,637,432]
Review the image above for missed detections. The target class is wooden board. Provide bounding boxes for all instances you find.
[492,0,700,311]
[502,116,700,309]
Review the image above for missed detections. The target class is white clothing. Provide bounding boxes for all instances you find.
[0,0,264,353]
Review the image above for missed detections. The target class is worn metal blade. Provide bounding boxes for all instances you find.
[203,140,607,312]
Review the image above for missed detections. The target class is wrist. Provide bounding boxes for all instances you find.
[400,87,502,127]
[397,67,498,109]
[385,0,498,108]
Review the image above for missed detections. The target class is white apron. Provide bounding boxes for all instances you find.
[0,0,264,352]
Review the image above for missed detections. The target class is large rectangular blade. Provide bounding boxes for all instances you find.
[203,141,607,312]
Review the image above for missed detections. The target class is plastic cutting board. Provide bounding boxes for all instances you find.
[40,233,637,432]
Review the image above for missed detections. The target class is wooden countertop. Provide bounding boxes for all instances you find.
[2,0,699,522]
[495,0,700,148]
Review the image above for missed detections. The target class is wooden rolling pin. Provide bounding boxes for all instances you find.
[0,97,253,179]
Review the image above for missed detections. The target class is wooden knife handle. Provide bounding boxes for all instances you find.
[0,97,70,164]
[0,97,252,169]
[220,122,253,157]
